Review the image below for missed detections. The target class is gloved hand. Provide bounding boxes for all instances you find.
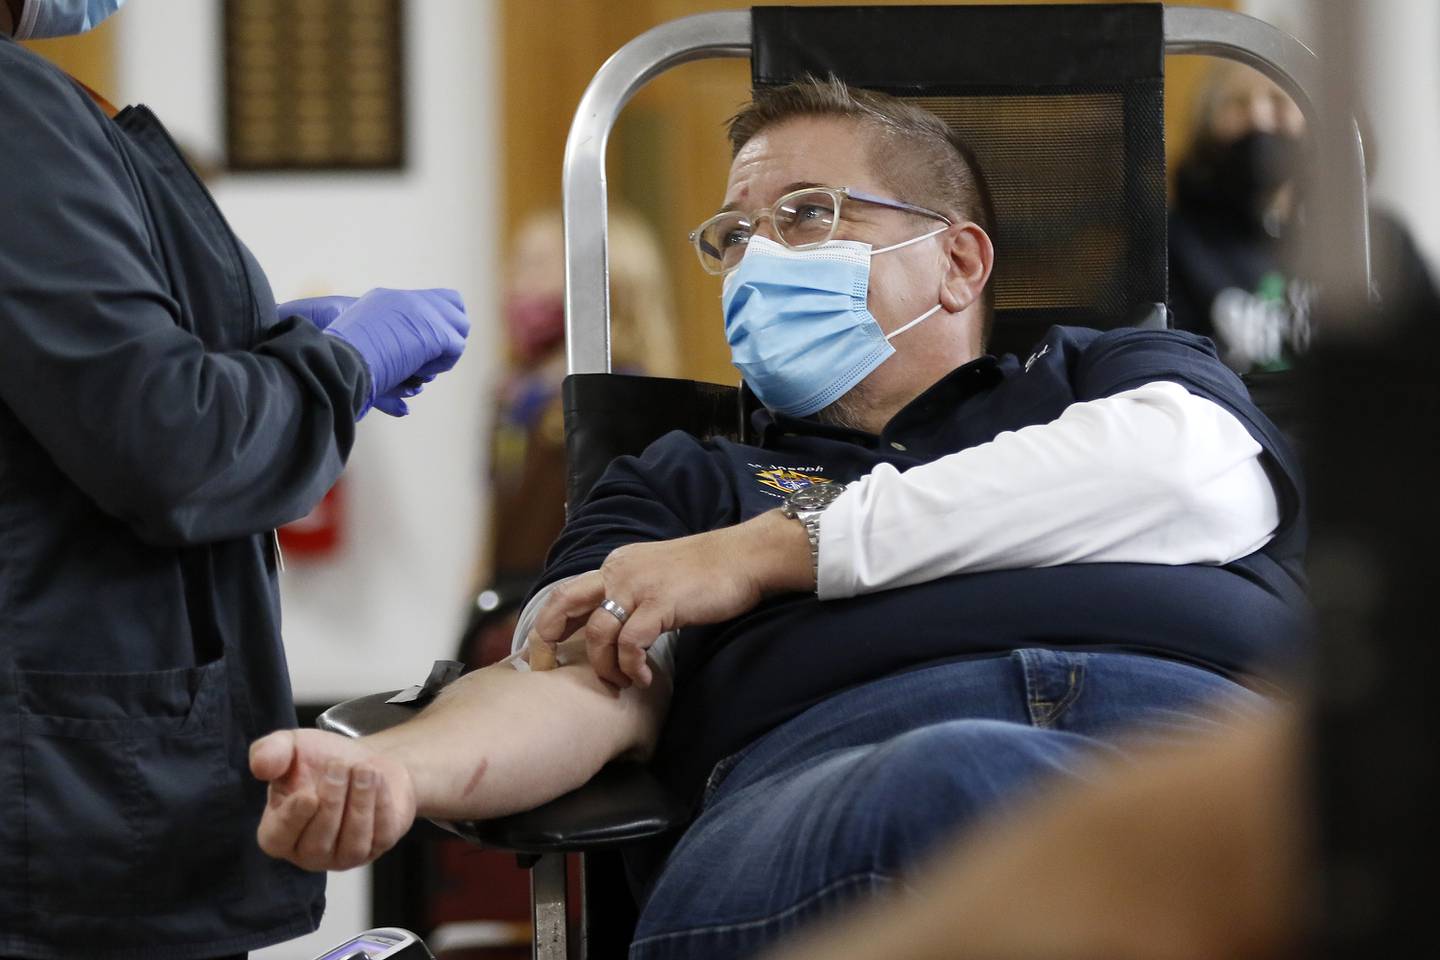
[277,295,357,331]
[324,288,470,418]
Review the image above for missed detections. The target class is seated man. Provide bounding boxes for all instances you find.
[250,78,1306,960]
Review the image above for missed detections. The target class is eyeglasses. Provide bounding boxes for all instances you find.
[688,185,952,275]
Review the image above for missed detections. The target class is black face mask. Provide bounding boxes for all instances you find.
[1178,131,1302,231]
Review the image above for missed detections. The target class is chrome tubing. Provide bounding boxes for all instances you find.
[1165,5,1372,301]
[561,11,750,375]
[561,6,1369,374]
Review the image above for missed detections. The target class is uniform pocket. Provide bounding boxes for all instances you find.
[17,657,247,916]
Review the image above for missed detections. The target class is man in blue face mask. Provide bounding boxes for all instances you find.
[252,78,1307,960]
[712,103,995,433]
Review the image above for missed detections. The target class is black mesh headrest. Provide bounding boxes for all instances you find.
[751,4,1168,354]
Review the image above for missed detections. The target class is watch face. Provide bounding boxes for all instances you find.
[786,481,846,511]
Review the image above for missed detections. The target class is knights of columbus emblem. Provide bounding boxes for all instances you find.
[754,467,832,495]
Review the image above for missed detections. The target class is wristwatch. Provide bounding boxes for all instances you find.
[779,481,848,591]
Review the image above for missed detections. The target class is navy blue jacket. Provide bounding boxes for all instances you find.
[1,37,366,959]
[539,325,1308,805]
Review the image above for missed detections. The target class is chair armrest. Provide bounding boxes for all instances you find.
[1131,301,1170,330]
[315,692,689,854]
[316,690,417,737]
[451,761,689,854]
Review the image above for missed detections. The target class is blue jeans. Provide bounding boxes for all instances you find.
[629,650,1268,960]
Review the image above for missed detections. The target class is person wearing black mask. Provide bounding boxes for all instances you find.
[1169,61,1439,374]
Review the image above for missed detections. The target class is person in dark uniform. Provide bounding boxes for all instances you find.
[1169,60,1440,374]
[0,2,470,958]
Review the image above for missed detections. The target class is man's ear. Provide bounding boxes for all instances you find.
[938,222,994,313]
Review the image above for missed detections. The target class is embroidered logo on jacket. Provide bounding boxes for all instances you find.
[751,465,832,498]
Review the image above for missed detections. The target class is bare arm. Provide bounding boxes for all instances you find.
[376,638,670,820]
[250,636,669,871]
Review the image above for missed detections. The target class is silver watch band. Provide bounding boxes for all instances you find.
[798,509,823,590]
[780,481,846,595]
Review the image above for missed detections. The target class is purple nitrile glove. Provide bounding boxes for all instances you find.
[323,288,469,419]
[372,377,430,418]
[277,295,358,331]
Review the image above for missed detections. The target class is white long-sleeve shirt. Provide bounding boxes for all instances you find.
[818,380,1278,599]
[514,379,1279,673]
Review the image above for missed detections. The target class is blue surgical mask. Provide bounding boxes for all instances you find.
[13,0,126,40]
[721,230,946,417]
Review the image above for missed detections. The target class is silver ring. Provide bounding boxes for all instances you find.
[600,598,629,625]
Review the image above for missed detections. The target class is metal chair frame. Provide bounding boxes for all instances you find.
[562,6,1369,379]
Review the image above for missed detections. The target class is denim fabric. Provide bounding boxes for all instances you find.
[629,650,1266,960]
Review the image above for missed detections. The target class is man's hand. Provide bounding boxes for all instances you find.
[528,510,813,688]
[250,729,417,872]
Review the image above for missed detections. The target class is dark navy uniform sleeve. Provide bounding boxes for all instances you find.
[0,52,368,546]
[535,430,733,592]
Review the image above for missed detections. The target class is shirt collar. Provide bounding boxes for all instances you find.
[753,354,1005,448]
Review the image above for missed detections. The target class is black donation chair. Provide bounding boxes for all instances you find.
[319,6,1360,958]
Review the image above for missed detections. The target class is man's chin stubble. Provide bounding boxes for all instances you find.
[814,389,870,432]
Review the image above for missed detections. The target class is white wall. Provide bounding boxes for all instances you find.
[113,2,501,956]
[1352,0,1440,271]
[114,0,498,704]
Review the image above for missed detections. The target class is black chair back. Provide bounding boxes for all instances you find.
[562,373,750,511]
[752,3,1169,357]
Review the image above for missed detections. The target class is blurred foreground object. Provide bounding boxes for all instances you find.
[762,712,1306,960]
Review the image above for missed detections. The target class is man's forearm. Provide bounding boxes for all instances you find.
[365,642,669,821]
[743,507,817,594]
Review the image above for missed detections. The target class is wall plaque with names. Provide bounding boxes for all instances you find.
[225,0,405,171]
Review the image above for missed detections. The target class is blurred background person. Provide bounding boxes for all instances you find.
[463,206,680,669]
[1169,60,1439,375]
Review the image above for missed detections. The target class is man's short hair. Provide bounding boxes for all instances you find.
[728,76,998,334]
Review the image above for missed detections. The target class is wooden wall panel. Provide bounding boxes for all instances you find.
[501,0,1238,384]
[21,11,118,91]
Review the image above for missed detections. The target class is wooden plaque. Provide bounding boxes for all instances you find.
[224,0,405,171]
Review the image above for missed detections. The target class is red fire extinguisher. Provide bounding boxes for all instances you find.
[278,480,345,558]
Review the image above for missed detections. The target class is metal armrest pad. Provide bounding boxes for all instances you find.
[317,690,417,738]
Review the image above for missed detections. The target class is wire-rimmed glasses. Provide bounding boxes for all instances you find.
[688,185,951,275]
